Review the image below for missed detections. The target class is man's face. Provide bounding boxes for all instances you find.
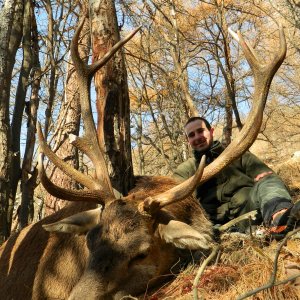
[184,120,214,152]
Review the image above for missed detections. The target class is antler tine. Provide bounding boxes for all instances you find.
[38,154,112,204]
[241,26,285,78]
[228,27,260,63]
[70,16,87,77]
[37,122,101,190]
[140,155,206,215]
[271,25,286,74]
[227,27,239,43]
[141,25,286,214]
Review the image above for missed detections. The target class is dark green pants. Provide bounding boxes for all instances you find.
[237,175,292,232]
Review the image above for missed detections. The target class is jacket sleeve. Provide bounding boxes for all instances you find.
[173,158,197,181]
[242,151,274,179]
[242,151,291,187]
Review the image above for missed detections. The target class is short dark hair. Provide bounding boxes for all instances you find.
[184,117,212,130]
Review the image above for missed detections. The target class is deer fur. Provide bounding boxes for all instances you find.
[0,176,213,300]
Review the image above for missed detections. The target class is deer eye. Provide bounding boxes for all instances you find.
[135,252,148,260]
[128,251,149,268]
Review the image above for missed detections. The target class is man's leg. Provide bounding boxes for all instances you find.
[239,176,299,236]
[255,176,292,226]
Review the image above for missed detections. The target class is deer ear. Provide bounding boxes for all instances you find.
[158,220,213,250]
[42,207,102,234]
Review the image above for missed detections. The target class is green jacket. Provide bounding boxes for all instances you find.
[173,141,291,224]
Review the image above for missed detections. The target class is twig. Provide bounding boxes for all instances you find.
[214,248,222,265]
[248,216,253,240]
[237,227,300,300]
[193,245,220,300]
[218,210,258,232]
[237,273,300,300]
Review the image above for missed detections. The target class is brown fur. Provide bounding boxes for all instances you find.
[0,176,213,300]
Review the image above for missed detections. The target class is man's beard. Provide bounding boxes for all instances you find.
[193,141,214,163]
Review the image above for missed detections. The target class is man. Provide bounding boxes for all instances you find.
[173,116,299,237]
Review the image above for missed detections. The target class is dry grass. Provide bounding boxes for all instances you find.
[141,235,300,300]
[138,159,300,300]
[274,158,300,199]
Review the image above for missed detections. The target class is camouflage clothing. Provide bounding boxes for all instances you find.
[173,141,292,230]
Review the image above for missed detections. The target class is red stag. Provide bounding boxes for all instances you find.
[0,17,286,300]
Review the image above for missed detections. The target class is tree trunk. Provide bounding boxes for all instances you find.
[43,0,56,138]
[10,0,32,230]
[0,0,21,242]
[90,0,134,196]
[19,6,41,228]
[135,98,145,175]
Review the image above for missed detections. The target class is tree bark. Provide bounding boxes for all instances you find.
[19,5,41,228]
[90,0,134,196]
[43,0,56,138]
[136,100,145,175]
[0,0,21,242]
[10,0,32,229]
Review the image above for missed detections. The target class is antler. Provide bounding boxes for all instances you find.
[37,123,101,190]
[38,154,113,204]
[138,155,206,215]
[141,25,287,214]
[38,16,141,203]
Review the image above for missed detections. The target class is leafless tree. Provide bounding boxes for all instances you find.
[0,0,23,242]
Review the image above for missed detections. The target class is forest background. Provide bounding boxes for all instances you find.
[0,0,299,244]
